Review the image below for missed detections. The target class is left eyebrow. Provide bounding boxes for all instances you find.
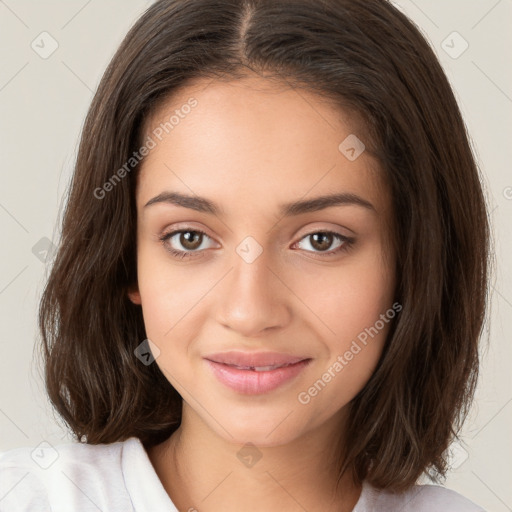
[279,192,376,216]
[143,191,376,216]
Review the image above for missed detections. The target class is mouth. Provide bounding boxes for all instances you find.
[204,351,312,395]
[218,362,300,372]
[204,350,309,367]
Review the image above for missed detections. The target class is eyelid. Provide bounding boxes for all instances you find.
[294,222,355,239]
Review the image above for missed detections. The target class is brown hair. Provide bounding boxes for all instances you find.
[38,0,490,492]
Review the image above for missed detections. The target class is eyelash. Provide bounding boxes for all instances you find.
[159,228,355,260]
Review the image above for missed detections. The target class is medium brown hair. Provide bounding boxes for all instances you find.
[38,0,490,492]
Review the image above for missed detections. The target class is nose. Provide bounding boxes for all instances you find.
[215,249,292,337]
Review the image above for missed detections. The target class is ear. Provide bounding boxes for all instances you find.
[127,284,142,305]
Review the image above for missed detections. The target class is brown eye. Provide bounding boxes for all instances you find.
[160,228,215,259]
[295,231,354,256]
[179,231,203,250]
[310,232,334,251]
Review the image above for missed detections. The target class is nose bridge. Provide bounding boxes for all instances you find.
[216,238,290,336]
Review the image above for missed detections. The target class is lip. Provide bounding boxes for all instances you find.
[204,351,312,395]
[205,350,309,367]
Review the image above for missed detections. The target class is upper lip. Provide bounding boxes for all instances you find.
[204,351,310,368]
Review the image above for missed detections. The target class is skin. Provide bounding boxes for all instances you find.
[128,74,396,512]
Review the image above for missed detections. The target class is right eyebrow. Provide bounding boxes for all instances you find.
[144,192,222,215]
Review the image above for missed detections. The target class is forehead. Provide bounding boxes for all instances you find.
[137,76,389,217]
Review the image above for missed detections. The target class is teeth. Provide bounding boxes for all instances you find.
[231,365,279,371]
[233,364,294,371]
[221,361,302,371]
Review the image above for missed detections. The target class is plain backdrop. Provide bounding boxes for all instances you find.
[0,0,511,510]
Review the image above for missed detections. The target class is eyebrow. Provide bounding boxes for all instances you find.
[144,191,376,216]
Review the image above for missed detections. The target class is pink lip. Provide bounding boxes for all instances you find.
[204,351,312,395]
[205,350,308,367]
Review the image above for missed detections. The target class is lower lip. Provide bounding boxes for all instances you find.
[205,359,311,395]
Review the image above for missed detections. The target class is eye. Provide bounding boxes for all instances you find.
[159,229,216,259]
[160,228,355,260]
[294,231,354,256]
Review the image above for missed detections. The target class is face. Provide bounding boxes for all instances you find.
[129,75,396,447]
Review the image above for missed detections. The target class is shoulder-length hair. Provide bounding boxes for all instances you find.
[38,0,490,492]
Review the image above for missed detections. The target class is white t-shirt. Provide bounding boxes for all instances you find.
[0,436,486,511]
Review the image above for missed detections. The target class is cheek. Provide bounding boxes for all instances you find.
[135,267,204,385]
[135,241,208,331]
[134,247,185,347]
[294,245,395,396]
[297,244,395,342]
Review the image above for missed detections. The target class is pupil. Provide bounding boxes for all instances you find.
[311,233,332,251]
[181,231,202,250]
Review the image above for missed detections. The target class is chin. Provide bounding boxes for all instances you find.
[203,405,309,448]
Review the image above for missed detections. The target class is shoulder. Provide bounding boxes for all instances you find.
[402,484,486,511]
[0,437,138,512]
[360,481,487,512]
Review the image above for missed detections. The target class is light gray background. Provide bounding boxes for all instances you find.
[0,1,511,510]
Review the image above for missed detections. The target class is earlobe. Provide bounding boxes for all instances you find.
[127,286,142,305]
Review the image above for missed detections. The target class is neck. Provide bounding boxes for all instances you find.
[147,406,362,512]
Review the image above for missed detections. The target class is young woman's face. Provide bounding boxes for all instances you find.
[129,76,396,447]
